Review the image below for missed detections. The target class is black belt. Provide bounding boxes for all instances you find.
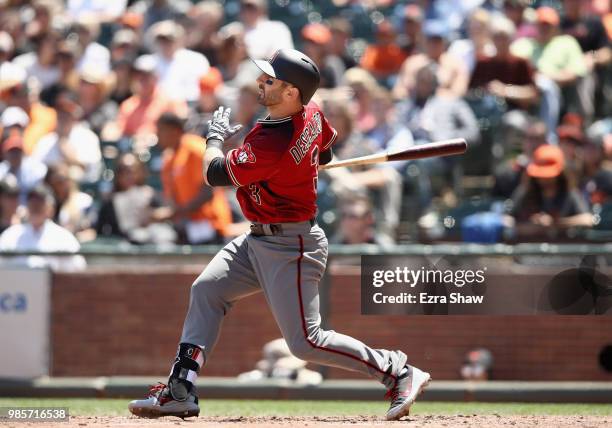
[250,218,316,236]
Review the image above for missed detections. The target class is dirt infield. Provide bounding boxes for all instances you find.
[5,415,612,427]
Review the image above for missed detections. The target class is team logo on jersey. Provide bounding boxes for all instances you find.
[236,143,256,164]
[290,111,322,164]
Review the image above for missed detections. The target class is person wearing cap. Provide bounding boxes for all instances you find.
[510,144,593,237]
[301,23,344,89]
[398,4,424,57]
[0,175,22,234]
[148,20,211,103]
[129,48,431,421]
[1,106,30,139]
[360,20,408,82]
[393,20,469,100]
[511,7,590,119]
[239,0,294,59]
[70,18,111,74]
[77,66,117,136]
[110,29,139,64]
[327,17,357,70]
[0,61,57,155]
[0,184,86,272]
[12,31,61,90]
[0,135,47,203]
[104,54,188,140]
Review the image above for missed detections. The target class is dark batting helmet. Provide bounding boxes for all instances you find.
[252,49,321,104]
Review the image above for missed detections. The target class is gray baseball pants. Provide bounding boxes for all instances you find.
[180,220,407,388]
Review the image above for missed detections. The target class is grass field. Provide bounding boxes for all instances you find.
[1,398,611,417]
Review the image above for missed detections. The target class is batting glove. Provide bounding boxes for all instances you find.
[206,106,243,143]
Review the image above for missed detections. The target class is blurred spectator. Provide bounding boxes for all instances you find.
[0,175,22,234]
[130,0,191,32]
[511,7,591,122]
[0,62,57,154]
[301,23,344,89]
[110,29,139,64]
[186,67,223,136]
[70,18,111,74]
[510,144,593,238]
[448,8,495,75]
[12,31,60,90]
[329,194,383,246]
[344,67,381,135]
[96,153,175,244]
[77,67,117,137]
[398,4,424,57]
[469,16,538,110]
[0,135,47,203]
[32,88,102,183]
[156,112,231,244]
[239,0,293,59]
[109,57,134,105]
[39,39,81,105]
[214,23,259,92]
[503,0,537,40]
[1,106,29,141]
[492,119,548,199]
[393,20,469,99]
[321,98,401,244]
[104,54,187,141]
[148,20,210,103]
[185,1,224,64]
[460,348,494,381]
[557,113,588,175]
[360,20,408,84]
[0,184,86,271]
[328,17,357,70]
[44,163,94,239]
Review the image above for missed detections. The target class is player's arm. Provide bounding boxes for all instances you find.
[202,106,242,187]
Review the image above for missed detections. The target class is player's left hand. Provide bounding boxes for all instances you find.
[206,106,243,143]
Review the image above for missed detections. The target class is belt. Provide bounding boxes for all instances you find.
[250,218,316,236]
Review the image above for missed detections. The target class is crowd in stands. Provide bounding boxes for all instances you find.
[0,0,611,267]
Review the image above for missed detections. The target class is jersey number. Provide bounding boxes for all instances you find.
[249,183,261,205]
[311,146,319,193]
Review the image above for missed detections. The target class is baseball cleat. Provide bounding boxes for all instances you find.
[385,365,431,421]
[128,381,200,419]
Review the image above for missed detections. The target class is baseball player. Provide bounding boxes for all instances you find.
[128,48,430,421]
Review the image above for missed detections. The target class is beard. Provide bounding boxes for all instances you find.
[257,85,283,106]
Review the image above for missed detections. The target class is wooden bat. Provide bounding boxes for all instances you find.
[319,138,467,170]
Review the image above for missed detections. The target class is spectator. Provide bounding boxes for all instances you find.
[301,23,344,89]
[70,18,111,74]
[344,67,382,135]
[130,0,191,32]
[0,135,47,203]
[156,112,231,244]
[67,0,128,22]
[0,184,86,271]
[360,20,408,84]
[511,7,591,122]
[0,31,14,63]
[77,67,117,137]
[393,20,469,99]
[460,348,494,381]
[321,98,401,244]
[33,88,102,183]
[328,17,357,70]
[40,39,81,103]
[0,175,22,234]
[185,0,224,64]
[109,57,134,105]
[0,62,57,154]
[104,54,188,141]
[239,0,293,59]
[186,67,223,137]
[503,0,537,40]
[44,163,94,239]
[398,4,424,57]
[96,153,175,244]
[214,22,259,90]
[1,106,30,141]
[469,16,538,110]
[510,144,593,239]
[109,29,139,64]
[148,20,210,103]
[12,31,61,90]
[330,194,384,246]
[448,8,495,75]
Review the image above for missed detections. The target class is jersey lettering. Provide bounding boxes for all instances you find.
[289,111,322,164]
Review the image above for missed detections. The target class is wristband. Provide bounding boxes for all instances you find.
[206,137,223,151]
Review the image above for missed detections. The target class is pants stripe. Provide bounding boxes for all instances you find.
[296,234,395,382]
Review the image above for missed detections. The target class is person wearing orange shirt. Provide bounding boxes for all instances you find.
[156,112,230,244]
[360,20,408,82]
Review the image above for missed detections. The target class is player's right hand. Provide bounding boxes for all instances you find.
[206,106,243,143]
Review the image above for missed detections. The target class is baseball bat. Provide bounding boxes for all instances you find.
[319,138,467,170]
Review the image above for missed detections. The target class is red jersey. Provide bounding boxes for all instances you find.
[224,102,337,223]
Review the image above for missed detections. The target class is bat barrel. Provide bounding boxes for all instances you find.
[387,138,467,162]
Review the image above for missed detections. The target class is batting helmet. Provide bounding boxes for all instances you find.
[252,49,320,104]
